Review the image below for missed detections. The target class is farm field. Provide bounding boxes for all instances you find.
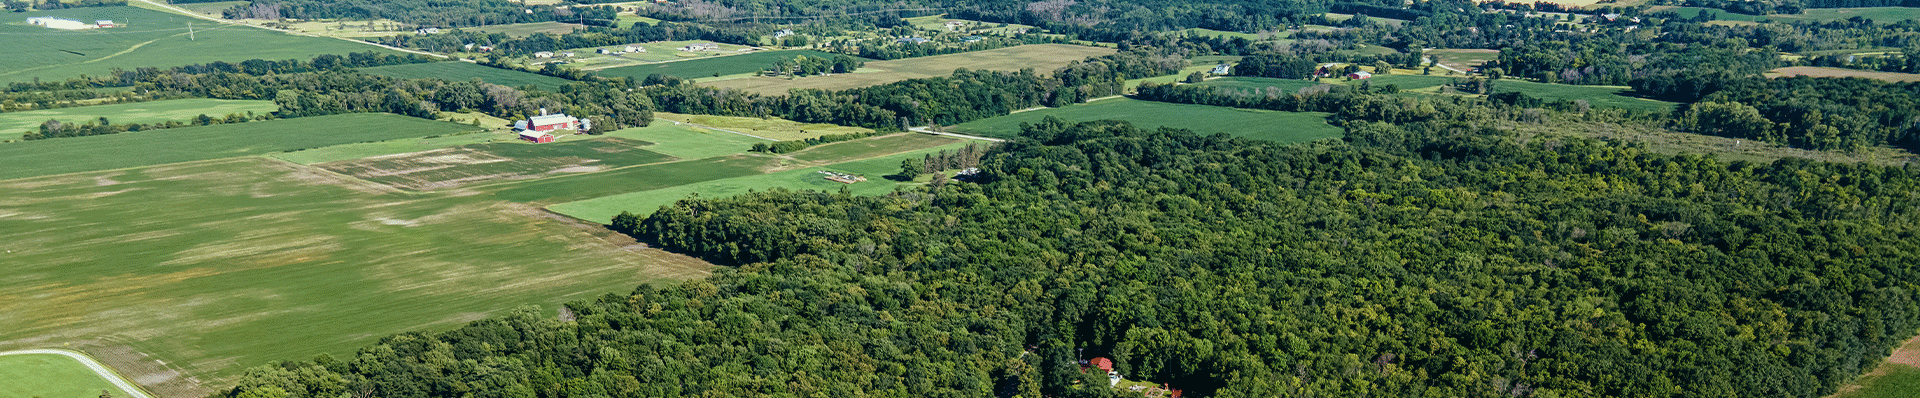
[1831,336,1920,398]
[789,133,957,163]
[1426,49,1500,72]
[550,141,970,223]
[173,0,247,16]
[0,352,139,398]
[461,21,584,37]
[319,138,676,191]
[1344,74,1464,90]
[700,44,1118,95]
[1486,80,1677,112]
[0,99,277,141]
[1194,76,1323,93]
[655,112,873,141]
[0,113,479,180]
[357,62,574,89]
[0,6,400,84]
[270,131,502,165]
[950,98,1343,143]
[485,155,776,203]
[0,157,716,385]
[592,50,852,79]
[1645,6,1920,23]
[603,122,773,159]
[1772,66,1920,83]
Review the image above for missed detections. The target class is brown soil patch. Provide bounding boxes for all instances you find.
[1772,66,1920,83]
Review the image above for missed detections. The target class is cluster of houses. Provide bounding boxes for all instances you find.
[26,17,114,30]
[513,109,587,143]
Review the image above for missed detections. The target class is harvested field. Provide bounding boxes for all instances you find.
[1771,66,1920,83]
[0,113,481,181]
[701,44,1118,95]
[0,98,276,142]
[318,138,674,190]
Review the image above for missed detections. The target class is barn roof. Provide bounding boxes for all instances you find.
[519,130,551,138]
[530,114,576,126]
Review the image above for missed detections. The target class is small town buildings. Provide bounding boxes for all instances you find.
[773,29,795,38]
[27,17,91,30]
[1348,71,1373,79]
[533,51,555,58]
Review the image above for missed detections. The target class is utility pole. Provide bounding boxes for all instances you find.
[188,21,195,41]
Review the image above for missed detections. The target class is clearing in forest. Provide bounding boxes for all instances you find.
[1425,49,1500,73]
[700,44,1118,95]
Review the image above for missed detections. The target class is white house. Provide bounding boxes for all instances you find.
[95,20,114,28]
[624,45,644,52]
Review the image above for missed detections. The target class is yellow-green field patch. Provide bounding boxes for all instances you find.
[1771,66,1920,83]
[318,137,676,190]
[700,44,1118,95]
[655,112,873,141]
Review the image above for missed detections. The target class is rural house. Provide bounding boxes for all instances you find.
[1210,63,1233,75]
[597,48,615,54]
[624,45,644,52]
[678,42,718,51]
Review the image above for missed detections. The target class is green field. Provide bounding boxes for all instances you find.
[1840,367,1920,398]
[0,99,277,141]
[702,44,1118,95]
[951,98,1344,143]
[0,352,138,398]
[594,50,859,79]
[789,133,957,163]
[269,131,502,165]
[1650,6,1920,23]
[602,122,772,159]
[550,141,969,223]
[1487,80,1677,112]
[486,155,775,203]
[1350,74,1461,90]
[319,138,677,190]
[1195,76,1323,93]
[0,113,479,180]
[0,6,400,84]
[357,62,574,89]
[461,21,583,37]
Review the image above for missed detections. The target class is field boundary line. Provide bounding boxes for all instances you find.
[658,119,779,141]
[130,0,447,59]
[908,127,1005,142]
[0,349,156,398]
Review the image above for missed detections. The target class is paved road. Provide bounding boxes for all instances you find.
[908,127,1006,142]
[0,349,154,398]
[131,0,447,59]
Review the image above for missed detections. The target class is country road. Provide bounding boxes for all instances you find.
[908,127,1006,142]
[0,349,154,398]
[129,0,447,58]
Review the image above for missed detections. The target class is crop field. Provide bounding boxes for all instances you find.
[0,99,277,141]
[462,22,584,37]
[485,155,776,203]
[270,131,507,165]
[1772,66,1920,83]
[789,133,958,163]
[592,50,853,79]
[548,41,758,70]
[0,113,478,180]
[1487,80,1677,112]
[0,6,399,84]
[951,98,1343,143]
[602,122,773,159]
[174,0,247,16]
[700,44,1118,95]
[357,62,574,89]
[1195,76,1323,93]
[0,352,138,398]
[615,15,662,28]
[655,112,873,141]
[0,157,716,384]
[319,138,675,190]
[1426,49,1500,72]
[1832,336,1920,398]
[1343,74,1461,90]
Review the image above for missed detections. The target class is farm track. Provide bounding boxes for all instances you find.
[0,349,155,398]
[130,0,446,58]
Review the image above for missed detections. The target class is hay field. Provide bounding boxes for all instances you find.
[951,98,1343,143]
[1195,76,1323,93]
[1486,80,1677,112]
[788,133,957,163]
[590,49,849,78]
[602,122,773,159]
[0,6,400,84]
[0,352,139,398]
[1772,66,1920,83]
[701,44,1118,95]
[654,112,873,141]
[0,113,480,181]
[0,99,277,142]
[318,138,675,190]
[357,62,575,89]
[461,22,584,37]
[0,157,715,384]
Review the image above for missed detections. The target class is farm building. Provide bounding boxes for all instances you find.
[519,130,555,143]
[1347,71,1373,79]
[1210,63,1233,75]
[416,27,440,34]
[27,17,91,30]
[1089,357,1115,373]
[533,51,555,58]
[513,109,589,137]
[597,48,614,54]
[95,20,114,28]
[678,43,718,52]
[896,37,929,44]
[624,45,644,52]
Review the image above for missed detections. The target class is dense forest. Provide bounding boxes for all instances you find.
[220,110,1920,397]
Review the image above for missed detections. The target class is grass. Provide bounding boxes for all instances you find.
[1194,76,1323,93]
[357,62,574,89]
[0,113,480,180]
[1487,80,1677,112]
[545,40,758,70]
[602,122,773,159]
[1771,66,1920,83]
[0,352,139,398]
[0,157,716,384]
[700,44,1118,95]
[615,15,662,28]
[1647,6,1920,23]
[654,112,873,141]
[1348,74,1463,90]
[318,137,676,190]
[173,0,247,16]
[269,132,501,164]
[1832,336,1920,398]
[789,133,958,163]
[1426,49,1500,72]
[0,6,401,84]
[549,141,970,223]
[0,99,277,142]
[592,50,854,79]
[460,22,584,37]
[485,155,775,203]
[950,98,1343,143]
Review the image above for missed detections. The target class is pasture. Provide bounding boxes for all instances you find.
[950,98,1343,143]
[0,6,399,84]
[0,113,479,180]
[602,122,773,159]
[1487,80,1677,112]
[1195,76,1323,93]
[549,141,970,224]
[592,50,853,79]
[0,157,715,384]
[1771,66,1920,83]
[0,352,138,398]
[357,62,575,89]
[0,99,277,142]
[1426,49,1500,72]
[789,133,957,163]
[461,22,584,37]
[655,112,873,141]
[318,138,675,191]
[1343,74,1459,90]
[700,44,1118,95]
